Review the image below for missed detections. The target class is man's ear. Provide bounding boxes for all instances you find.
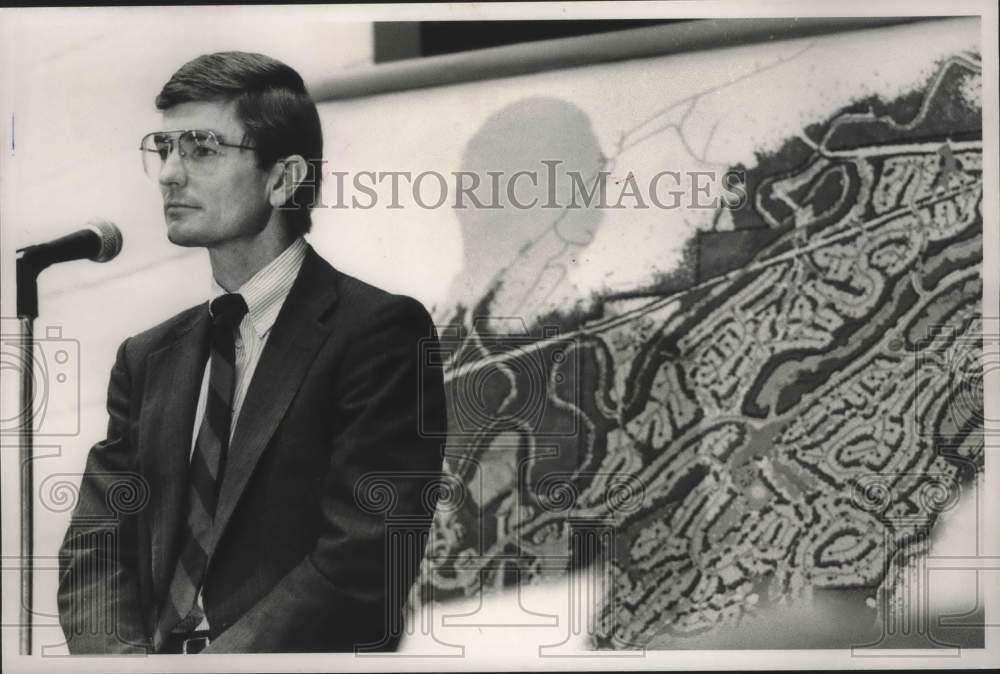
[267,155,309,209]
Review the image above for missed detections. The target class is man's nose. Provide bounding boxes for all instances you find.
[158,144,187,187]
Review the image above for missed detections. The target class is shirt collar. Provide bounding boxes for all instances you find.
[208,237,308,338]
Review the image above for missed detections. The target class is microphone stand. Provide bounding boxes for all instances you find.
[12,224,120,656]
[15,252,43,656]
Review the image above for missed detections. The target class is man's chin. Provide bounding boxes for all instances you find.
[165,220,208,247]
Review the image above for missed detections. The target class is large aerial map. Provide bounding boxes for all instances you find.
[322,18,984,650]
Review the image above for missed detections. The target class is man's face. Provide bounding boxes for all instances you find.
[157,100,273,248]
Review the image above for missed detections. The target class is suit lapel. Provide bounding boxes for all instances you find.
[210,247,339,555]
[141,306,210,603]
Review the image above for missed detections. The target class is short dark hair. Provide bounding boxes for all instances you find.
[156,51,323,236]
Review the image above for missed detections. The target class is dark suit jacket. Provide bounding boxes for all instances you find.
[57,245,447,653]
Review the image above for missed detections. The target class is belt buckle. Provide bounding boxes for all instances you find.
[182,635,210,654]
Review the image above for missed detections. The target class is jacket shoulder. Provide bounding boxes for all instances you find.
[122,303,205,358]
[333,267,432,325]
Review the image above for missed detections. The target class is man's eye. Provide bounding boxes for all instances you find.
[192,145,218,158]
[155,145,171,161]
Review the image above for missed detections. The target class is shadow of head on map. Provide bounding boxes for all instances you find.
[444,97,604,324]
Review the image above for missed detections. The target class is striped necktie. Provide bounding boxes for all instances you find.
[154,293,248,649]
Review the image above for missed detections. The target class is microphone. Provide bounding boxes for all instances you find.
[16,220,122,268]
[15,220,123,318]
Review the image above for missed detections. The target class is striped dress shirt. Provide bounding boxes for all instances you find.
[186,235,308,629]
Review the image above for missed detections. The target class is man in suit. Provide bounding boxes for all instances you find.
[57,51,447,654]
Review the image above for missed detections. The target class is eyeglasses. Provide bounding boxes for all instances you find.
[139,129,255,180]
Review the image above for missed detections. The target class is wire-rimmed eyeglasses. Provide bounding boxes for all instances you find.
[140,129,255,180]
